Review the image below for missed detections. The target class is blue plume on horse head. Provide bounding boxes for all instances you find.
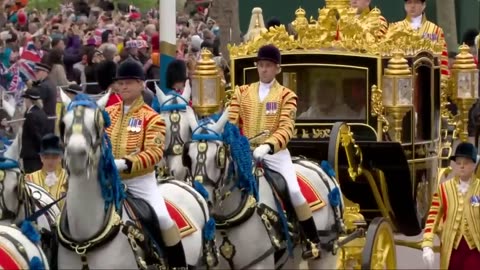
[66,93,125,211]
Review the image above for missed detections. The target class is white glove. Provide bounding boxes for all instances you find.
[253,144,271,161]
[114,159,128,172]
[422,247,434,269]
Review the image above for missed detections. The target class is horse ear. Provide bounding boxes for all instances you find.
[96,90,111,110]
[211,107,230,134]
[181,79,191,102]
[4,127,21,161]
[59,88,72,108]
[186,106,198,132]
[155,84,167,104]
[2,98,15,118]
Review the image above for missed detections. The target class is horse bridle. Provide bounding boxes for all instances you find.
[64,106,104,173]
[0,167,33,221]
[160,93,189,156]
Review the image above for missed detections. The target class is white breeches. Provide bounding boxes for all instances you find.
[123,172,175,230]
[263,149,307,207]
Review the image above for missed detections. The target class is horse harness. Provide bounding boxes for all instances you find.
[165,111,186,156]
[0,226,48,268]
[59,105,170,270]
[182,140,228,193]
[183,140,283,269]
[160,94,189,157]
[0,166,35,223]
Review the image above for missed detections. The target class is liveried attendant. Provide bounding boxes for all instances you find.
[422,142,480,269]
[26,134,67,208]
[391,0,449,78]
[106,59,187,268]
[228,44,322,260]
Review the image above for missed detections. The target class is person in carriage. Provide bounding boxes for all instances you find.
[106,58,187,267]
[25,133,67,207]
[228,44,322,260]
[422,142,480,269]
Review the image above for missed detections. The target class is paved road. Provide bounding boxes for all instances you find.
[395,233,440,269]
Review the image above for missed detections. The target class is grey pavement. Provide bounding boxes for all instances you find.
[395,233,440,269]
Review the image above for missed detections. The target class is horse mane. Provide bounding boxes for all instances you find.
[67,93,125,211]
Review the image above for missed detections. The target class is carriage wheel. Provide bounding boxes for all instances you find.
[361,217,396,270]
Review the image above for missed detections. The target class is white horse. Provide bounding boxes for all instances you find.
[183,109,344,269]
[0,225,50,269]
[0,130,58,269]
[155,82,195,181]
[58,91,213,269]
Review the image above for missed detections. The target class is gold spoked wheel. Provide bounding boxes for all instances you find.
[361,217,396,270]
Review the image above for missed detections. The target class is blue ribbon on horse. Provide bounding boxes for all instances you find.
[0,157,19,170]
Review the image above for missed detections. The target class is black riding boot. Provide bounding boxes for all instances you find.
[164,240,188,269]
[298,217,321,260]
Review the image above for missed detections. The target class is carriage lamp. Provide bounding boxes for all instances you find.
[382,50,413,142]
[451,44,479,142]
[191,48,224,117]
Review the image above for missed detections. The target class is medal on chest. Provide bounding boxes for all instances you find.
[266,102,278,115]
[127,118,143,133]
[470,195,480,207]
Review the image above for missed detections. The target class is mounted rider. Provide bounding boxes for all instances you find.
[25,133,67,208]
[106,58,187,268]
[228,44,322,259]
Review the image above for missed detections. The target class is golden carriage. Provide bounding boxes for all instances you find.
[222,1,479,268]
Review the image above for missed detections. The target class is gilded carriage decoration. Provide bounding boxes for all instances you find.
[227,0,478,268]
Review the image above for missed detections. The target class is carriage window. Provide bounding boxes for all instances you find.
[245,66,368,121]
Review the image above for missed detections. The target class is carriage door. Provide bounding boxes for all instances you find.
[411,51,440,224]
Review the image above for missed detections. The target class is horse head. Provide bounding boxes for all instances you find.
[183,108,230,202]
[61,90,110,176]
[0,129,25,221]
[155,81,196,180]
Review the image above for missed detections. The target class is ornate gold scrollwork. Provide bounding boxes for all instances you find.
[338,124,362,181]
[228,5,441,58]
[370,85,390,136]
[312,128,331,139]
[224,88,235,107]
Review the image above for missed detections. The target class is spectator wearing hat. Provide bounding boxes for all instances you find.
[19,87,49,173]
[94,60,122,107]
[151,59,190,112]
[422,142,480,269]
[26,133,67,206]
[228,44,322,260]
[106,58,187,268]
[32,62,56,133]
